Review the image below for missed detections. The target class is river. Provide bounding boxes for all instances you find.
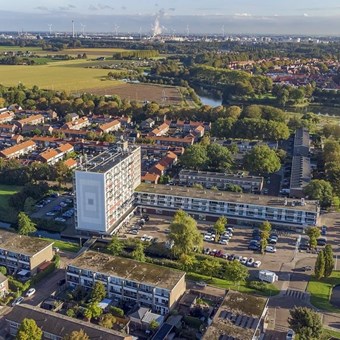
[199,95,222,107]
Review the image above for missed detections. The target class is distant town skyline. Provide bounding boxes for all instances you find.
[1,0,340,35]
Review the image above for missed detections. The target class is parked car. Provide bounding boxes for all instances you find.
[246,258,255,266]
[265,245,277,253]
[204,247,211,255]
[45,211,56,216]
[219,239,229,245]
[196,281,207,287]
[12,296,24,306]
[302,265,312,272]
[253,260,262,268]
[26,288,36,297]
[248,243,260,251]
[240,257,248,265]
[286,329,295,340]
[54,217,66,222]
[321,225,327,236]
[317,237,327,246]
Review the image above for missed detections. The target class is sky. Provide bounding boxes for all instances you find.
[1,0,340,35]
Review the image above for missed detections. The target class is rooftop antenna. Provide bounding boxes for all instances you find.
[48,24,52,35]
[72,20,75,38]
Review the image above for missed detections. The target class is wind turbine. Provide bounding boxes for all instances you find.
[222,25,225,39]
[139,26,142,40]
[186,24,190,37]
[114,24,119,37]
[48,24,52,35]
[80,23,86,36]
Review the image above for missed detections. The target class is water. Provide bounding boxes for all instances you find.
[199,95,222,107]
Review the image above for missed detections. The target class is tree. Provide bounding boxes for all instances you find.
[304,180,333,208]
[259,221,271,254]
[91,282,106,303]
[200,258,221,279]
[214,216,227,241]
[132,241,146,262]
[224,260,249,284]
[99,313,116,329]
[315,250,325,280]
[244,145,281,174]
[206,143,233,171]
[84,302,102,321]
[63,329,90,340]
[149,320,160,331]
[17,212,36,235]
[169,210,203,257]
[288,307,322,340]
[306,227,321,250]
[180,144,208,170]
[107,236,123,256]
[179,254,195,271]
[0,266,7,275]
[323,245,335,278]
[16,318,42,340]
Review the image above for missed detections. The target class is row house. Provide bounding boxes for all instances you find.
[0,124,18,134]
[16,114,44,129]
[21,124,54,136]
[0,133,23,145]
[148,136,194,148]
[66,251,186,315]
[0,140,36,159]
[166,119,211,132]
[64,158,77,169]
[58,129,90,139]
[62,117,89,130]
[38,143,74,165]
[0,273,8,297]
[0,111,14,124]
[98,119,121,133]
[148,123,170,137]
[31,136,61,148]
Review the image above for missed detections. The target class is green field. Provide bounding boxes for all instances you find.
[0,59,121,93]
[307,271,340,312]
[42,238,81,253]
[0,185,22,223]
[187,273,280,297]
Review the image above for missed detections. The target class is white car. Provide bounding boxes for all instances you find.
[204,233,212,241]
[12,296,24,306]
[286,329,295,340]
[26,288,36,297]
[247,257,255,266]
[45,211,56,216]
[265,245,277,253]
[196,281,207,287]
[253,260,262,268]
[140,234,148,242]
[219,239,229,245]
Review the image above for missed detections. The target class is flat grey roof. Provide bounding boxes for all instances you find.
[203,290,267,340]
[179,170,263,183]
[70,251,185,291]
[77,145,139,174]
[0,230,52,256]
[136,183,319,212]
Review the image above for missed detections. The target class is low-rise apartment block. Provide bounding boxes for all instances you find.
[0,140,36,159]
[98,119,121,133]
[179,170,264,193]
[0,230,53,277]
[6,304,131,340]
[0,273,8,297]
[74,143,141,234]
[290,156,311,198]
[66,251,186,315]
[0,111,14,124]
[148,136,194,147]
[135,184,320,229]
[293,127,310,157]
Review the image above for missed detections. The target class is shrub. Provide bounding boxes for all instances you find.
[110,306,124,317]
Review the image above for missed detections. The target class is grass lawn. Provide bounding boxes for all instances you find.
[307,271,340,312]
[0,184,22,223]
[322,327,340,340]
[42,238,81,253]
[187,272,280,297]
[0,59,121,93]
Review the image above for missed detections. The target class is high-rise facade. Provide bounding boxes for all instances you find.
[74,144,141,234]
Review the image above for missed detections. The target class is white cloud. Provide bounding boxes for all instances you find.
[234,13,252,17]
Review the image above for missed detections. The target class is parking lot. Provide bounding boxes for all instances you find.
[30,194,74,226]
[119,214,300,279]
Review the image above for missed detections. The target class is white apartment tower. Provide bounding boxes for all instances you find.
[74,143,141,234]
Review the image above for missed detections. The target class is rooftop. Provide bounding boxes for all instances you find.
[0,140,36,157]
[0,230,53,256]
[6,304,130,340]
[203,290,267,340]
[294,127,310,149]
[70,251,185,291]
[135,183,319,212]
[179,170,263,183]
[76,145,139,174]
